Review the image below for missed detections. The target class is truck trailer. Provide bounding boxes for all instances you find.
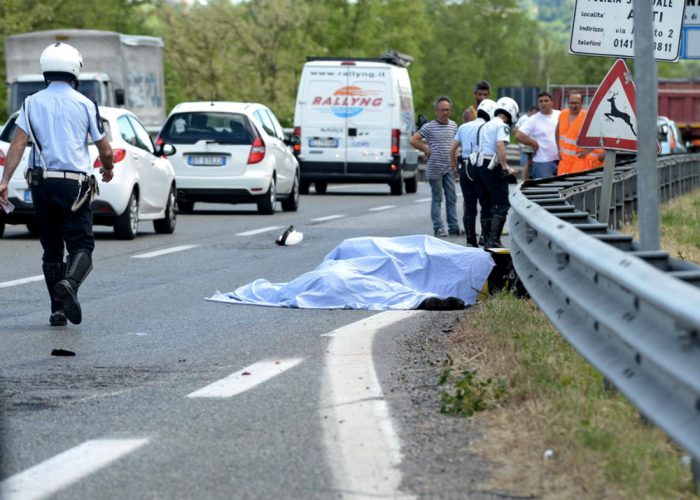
[5,29,165,133]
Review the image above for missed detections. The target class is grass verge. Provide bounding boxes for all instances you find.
[444,188,700,498]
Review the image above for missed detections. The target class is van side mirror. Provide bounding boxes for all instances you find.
[115,88,125,106]
[417,114,428,128]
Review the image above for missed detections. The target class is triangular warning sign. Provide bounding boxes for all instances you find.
[578,59,638,152]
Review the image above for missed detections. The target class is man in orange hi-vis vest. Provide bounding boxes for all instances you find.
[556,93,605,175]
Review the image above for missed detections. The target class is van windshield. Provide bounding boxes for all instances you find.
[160,112,255,145]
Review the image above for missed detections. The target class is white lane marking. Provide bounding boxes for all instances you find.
[0,438,149,500]
[413,197,431,203]
[311,214,346,222]
[132,244,198,259]
[187,358,303,398]
[368,205,396,212]
[0,275,43,289]
[236,226,282,237]
[323,311,420,498]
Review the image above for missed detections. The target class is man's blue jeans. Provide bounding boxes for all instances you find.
[532,161,559,179]
[428,172,459,233]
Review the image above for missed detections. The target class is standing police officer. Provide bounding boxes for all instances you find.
[0,42,114,326]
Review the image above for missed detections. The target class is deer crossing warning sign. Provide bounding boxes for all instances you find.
[577,59,640,152]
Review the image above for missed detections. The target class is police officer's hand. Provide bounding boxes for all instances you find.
[0,181,8,201]
[99,167,114,183]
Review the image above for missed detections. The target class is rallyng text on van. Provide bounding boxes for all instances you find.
[293,53,418,195]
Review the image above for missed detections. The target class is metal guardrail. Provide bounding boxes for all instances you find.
[508,153,700,478]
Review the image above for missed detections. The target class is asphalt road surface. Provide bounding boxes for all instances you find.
[0,182,501,499]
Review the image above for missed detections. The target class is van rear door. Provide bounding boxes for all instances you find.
[300,67,347,174]
[344,66,391,176]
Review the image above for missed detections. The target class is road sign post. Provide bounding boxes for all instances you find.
[634,0,661,251]
[598,150,617,226]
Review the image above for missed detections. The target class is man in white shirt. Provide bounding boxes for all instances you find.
[515,92,560,179]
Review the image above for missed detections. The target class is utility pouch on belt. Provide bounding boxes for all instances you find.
[71,175,99,212]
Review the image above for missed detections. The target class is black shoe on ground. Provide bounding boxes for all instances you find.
[49,311,67,326]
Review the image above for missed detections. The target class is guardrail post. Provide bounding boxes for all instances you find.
[693,456,700,495]
[598,150,616,225]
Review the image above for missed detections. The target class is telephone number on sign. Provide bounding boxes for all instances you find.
[612,39,674,52]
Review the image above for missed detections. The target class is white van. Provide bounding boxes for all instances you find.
[292,53,419,195]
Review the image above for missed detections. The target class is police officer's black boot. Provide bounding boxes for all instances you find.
[42,262,67,326]
[486,214,507,248]
[54,251,92,325]
[478,218,492,247]
[465,217,478,247]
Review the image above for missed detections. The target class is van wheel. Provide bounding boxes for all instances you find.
[315,182,327,194]
[281,171,300,212]
[258,177,277,215]
[114,191,139,240]
[300,179,310,195]
[404,175,417,193]
[390,178,403,195]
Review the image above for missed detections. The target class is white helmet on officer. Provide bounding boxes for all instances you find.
[493,97,519,125]
[40,42,83,84]
[476,99,497,121]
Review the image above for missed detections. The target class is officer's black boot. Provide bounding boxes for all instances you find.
[54,251,92,325]
[465,217,478,247]
[478,218,492,247]
[42,262,67,326]
[486,214,507,248]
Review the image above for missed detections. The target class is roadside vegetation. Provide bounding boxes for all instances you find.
[442,188,700,498]
[2,0,700,125]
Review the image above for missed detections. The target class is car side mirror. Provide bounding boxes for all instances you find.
[156,143,176,157]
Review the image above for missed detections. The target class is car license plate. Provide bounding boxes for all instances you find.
[23,190,33,204]
[308,138,338,148]
[187,155,227,166]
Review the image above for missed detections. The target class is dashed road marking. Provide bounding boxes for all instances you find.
[132,245,198,259]
[413,197,431,203]
[0,438,149,500]
[0,275,43,289]
[311,214,346,222]
[236,226,282,237]
[187,358,303,398]
[368,205,396,212]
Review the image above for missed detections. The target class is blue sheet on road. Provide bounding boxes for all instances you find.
[208,235,495,310]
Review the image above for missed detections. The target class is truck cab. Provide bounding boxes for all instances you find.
[8,72,123,112]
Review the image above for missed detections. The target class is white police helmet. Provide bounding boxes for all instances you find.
[494,97,519,125]
[476,99,497,121]
[40,42,83,81]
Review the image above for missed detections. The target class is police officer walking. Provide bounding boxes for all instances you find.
[0,42,114,326]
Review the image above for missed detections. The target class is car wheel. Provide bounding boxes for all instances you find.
[315,181,327,194]
[300,179,310,195]
[178,199,195,213]
[257,177,276,215]
[154,186,177,234]
[114,190,139,240]
[404,175,418,193]
[281,171,300,212]
[26,220,39,235]
[390,178,403,195]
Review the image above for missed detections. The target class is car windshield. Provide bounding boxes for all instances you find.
[0,115,111,144]
[160,112,255,145]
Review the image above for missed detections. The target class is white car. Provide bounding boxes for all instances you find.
[157,101,300,214]
[0,107,177,239]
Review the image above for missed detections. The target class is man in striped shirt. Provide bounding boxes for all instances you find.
[410,96,460,237]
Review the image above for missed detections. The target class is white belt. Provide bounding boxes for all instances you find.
[44,170,88,182]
